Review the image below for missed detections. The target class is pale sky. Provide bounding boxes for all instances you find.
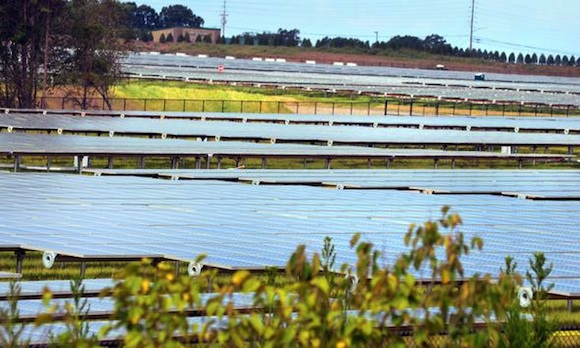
[140,0,580,57]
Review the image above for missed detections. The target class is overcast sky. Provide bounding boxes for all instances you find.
[139,0,580,57]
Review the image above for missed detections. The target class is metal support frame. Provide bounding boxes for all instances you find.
[15,250,26,274]
[80,262,87,279]
[172,157,180,169]
[324,158,331,170]
[13,155,21,172]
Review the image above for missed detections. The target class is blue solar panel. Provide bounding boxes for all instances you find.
[0,172,579,296]
[1,113,579,147]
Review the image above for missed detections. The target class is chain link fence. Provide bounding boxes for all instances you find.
[37,96,578,117]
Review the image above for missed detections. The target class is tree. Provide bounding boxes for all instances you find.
[166,32,173,42]
[546,54,554,65]
[423,34,452,55]
[159,5,203,28]
[203,35,212,44]
[58,0,128,110]
[386,35,423,51]
[0,0,66,108]
[531,53,538,64]
[554,55,561,66]
[508,52,516,63]
[539,54,546,65]
[500,52,507,62]
[516,53,524,64]
[159,33,166,43]
[562,55,569,66]
[133,4,159,30]
[524,54,532,64]
[301,38,312,48]
[274,28,300,47]
[184,32,191,43]
[569,55,576,66]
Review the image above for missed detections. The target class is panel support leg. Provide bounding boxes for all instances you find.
[80,262,87,279]
[13,155,21,172]
[15,250,26,274]
[325,158,331,170]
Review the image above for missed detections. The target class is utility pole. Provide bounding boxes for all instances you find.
[374,31,378,43]
[220,0,228,39]
[469,0,475,51]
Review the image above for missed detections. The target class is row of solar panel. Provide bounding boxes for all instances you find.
[0,173,579,291]
[123,53,580,89]
[122,55,580,105]
[1,113,579,147]
[0,133,568,175]
[4,109,580,133]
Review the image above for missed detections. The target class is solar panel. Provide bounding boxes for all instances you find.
[5,110,579,134]
[1,133,568,173]
[83,168,580,199]
[0,271,21,280]
[0,172,579,296]
[120,54,580,105]
[0,278,115,300]
[0,292,256,322]
[1,113,578,147]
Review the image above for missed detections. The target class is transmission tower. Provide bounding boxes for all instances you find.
[469,0,475,51]
[220,0,228,38]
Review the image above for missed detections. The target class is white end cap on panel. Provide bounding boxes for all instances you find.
[188,262,203,277]
[42,251,57,269]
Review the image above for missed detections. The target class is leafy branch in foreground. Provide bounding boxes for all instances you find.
[27,206,556,347]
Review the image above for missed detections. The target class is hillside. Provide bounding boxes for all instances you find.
[134,42,580,78]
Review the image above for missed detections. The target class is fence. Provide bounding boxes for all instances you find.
[37,96,579,117]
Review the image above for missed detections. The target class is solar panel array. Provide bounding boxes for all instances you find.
[1,133,566,173]
[86,169,580,199]
[6,109,580,133]
[0,171,579,297]
[122,54,580,105]
[1,113,579,148]
[0,278,115,300]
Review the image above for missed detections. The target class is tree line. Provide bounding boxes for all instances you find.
[228,31,579,67]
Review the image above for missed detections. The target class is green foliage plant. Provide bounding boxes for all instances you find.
[498,253,556,348]
[82,207,559,347]
[0,282,29,347]
[36,278,99,347]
